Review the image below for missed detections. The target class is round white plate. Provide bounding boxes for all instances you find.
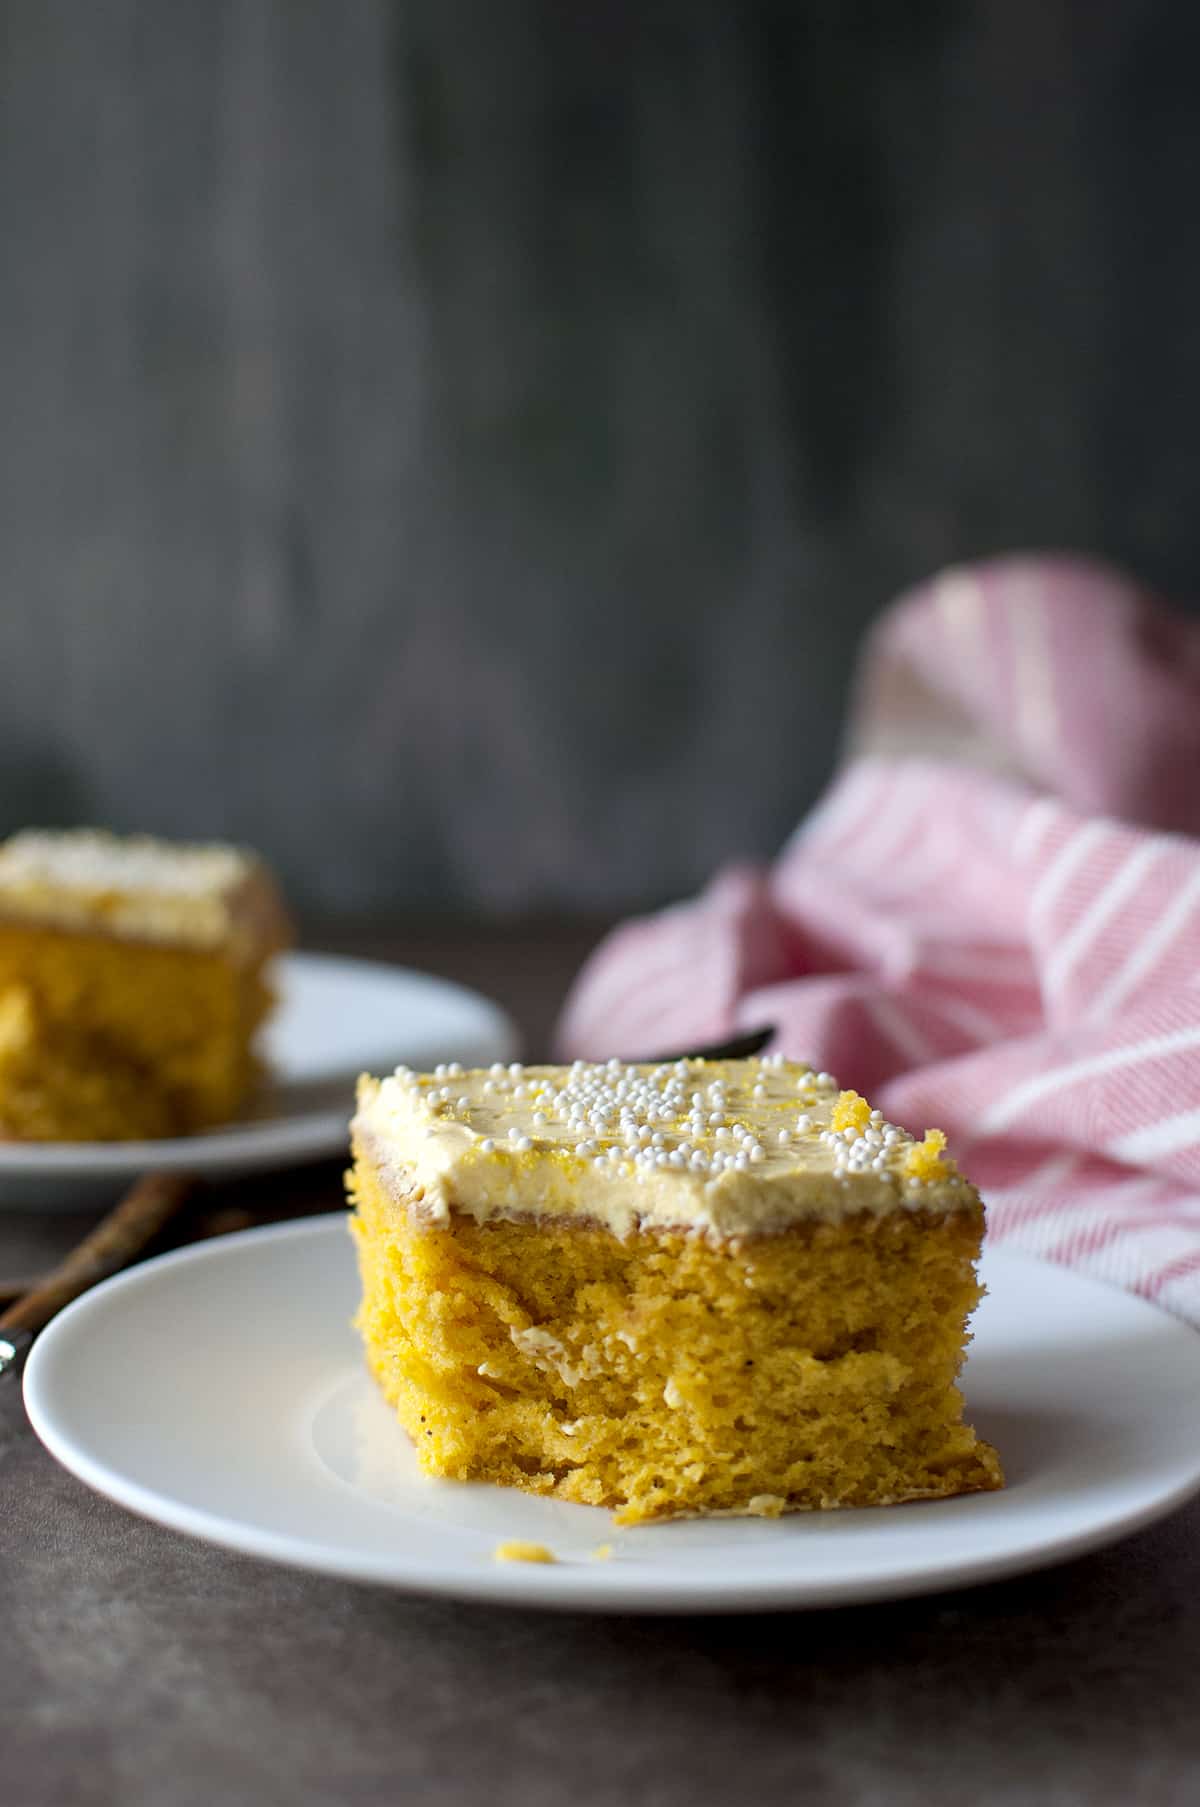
[0,953,518,1209]
[24,1215,1200,1613]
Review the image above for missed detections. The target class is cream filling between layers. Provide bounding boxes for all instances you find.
[352,1058,976,1239]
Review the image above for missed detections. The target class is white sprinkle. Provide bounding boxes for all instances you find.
[489,1062,504,1077]
[508,1062,523,1078]
[750,1144,766,1162]
[532,1111,547,1127]
[508,1127,521,1142]
[457,1096,470,1110]
[515,1136,532,1152]
[479,1138,495,1154]
[777,1129,790,1145]
[796,1114,812,1131]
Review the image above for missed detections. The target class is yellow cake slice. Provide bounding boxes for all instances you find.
[0,829,291,1141]
[349,1057,1002,1524]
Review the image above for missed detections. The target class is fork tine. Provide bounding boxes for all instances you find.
[639,1025,776,1065]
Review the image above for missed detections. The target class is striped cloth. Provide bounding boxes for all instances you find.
[555,556,1200,1323]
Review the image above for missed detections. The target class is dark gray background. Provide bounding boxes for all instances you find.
[2,0,1199,914]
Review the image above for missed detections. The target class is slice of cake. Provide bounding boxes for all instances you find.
[349,1057,1002,1524]
[0,829,291,1141]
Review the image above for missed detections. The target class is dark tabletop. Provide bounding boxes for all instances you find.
[4,922,1200,1807]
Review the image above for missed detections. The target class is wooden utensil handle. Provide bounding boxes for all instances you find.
[0,1170,196,1337]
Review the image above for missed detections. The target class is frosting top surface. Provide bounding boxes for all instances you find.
[354,1056,975,1237]
[0,829,288,953]
[0,830,252,897]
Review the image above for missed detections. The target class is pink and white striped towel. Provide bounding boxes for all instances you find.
[555,556,1200,1323]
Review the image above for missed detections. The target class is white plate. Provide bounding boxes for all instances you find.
[24,1215,1200,1613]
[0,953,518,1209]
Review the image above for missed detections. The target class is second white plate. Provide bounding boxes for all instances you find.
[0,952,518,1208]
[24,1215,1200,1612]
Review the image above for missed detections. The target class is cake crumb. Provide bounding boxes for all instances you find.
[831,1090,871,1134]
[747,1493,786,1517]
[590,1543,614,1561]
[904,1128,955,1181]
[493,1540,556,1565]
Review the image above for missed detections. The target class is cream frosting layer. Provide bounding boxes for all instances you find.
[0,829,290,956]
[353,1057,976,1239]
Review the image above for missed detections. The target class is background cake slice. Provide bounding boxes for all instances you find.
[0,829,291,1141]
[349,1057,1002,1524]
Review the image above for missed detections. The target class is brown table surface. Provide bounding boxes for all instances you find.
[5,922,1200,1807]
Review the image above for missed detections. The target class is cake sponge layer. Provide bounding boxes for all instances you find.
[0,922,278,1142]
[349,1141,1003,1524]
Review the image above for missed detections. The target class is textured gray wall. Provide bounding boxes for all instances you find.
[1,1,1198,912]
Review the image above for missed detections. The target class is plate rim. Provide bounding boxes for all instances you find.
[23,1215,1200,1615]
[0,951,520,1176]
